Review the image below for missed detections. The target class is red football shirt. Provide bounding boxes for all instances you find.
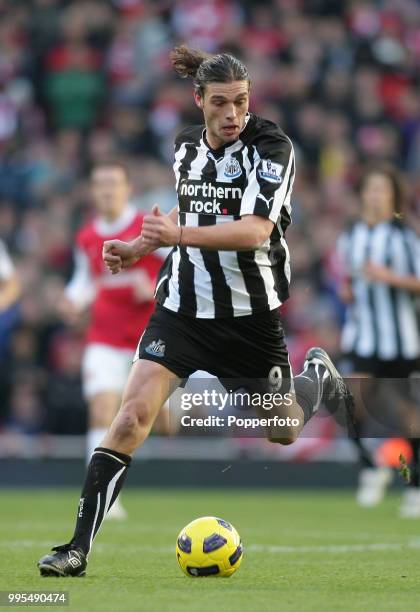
[66,206,163,349]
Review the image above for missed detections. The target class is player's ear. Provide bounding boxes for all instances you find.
[194,91,203,110]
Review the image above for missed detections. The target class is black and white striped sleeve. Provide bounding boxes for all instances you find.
[403,227,420,278]
[240,135,295,223]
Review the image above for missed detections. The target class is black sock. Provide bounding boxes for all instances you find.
[68,447,131,555]
[409,439,419,487]
[294,363,329,424]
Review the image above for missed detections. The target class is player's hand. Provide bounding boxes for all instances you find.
[103,239,139,274]
[363,262,395,285]
[141,205,181,248]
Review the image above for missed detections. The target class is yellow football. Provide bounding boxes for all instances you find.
[176,516,243,577]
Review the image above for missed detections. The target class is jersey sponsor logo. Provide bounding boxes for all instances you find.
[258,159,283,184]
[179,181,242,199]
[178,180,243,216]
[145,339,166,357]
[189,200,224,214]
[224,157,242,179]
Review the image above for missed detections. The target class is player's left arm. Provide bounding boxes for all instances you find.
[363,228,420,293]
[141,210,273,251]
[103,209,179,274]
[364,264,420,292]
[141,136,295,251]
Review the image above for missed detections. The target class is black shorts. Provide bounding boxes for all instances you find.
[342,354,420,425]
[344,353,420,378]
[136,305,291,391]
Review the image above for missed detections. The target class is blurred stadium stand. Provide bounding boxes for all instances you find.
[0,0,419,471]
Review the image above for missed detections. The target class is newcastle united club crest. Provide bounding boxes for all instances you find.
[224,157,242,179]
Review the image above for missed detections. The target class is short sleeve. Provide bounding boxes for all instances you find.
[403,228,420,278]
[240,136,295,223]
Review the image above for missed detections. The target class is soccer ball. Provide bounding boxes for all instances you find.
[176,516,243,577]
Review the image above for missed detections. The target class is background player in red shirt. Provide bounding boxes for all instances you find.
[59,161,165,519]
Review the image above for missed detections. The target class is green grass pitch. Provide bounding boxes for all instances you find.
[0,489,419,611]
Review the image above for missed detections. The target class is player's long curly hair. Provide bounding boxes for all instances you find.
[170,44,250,96]
[358,162,407,217]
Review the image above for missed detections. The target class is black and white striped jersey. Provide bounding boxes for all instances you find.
[338,220,420,360]
[155,112,296,318]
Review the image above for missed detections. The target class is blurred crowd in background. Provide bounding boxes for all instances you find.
[0,0,419,439]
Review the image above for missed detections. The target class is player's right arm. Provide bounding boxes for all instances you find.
[103,206,179,274]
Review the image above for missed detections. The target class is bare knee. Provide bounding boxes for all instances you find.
[113,398,154,440]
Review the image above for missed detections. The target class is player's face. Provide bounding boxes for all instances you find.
[361,173,395,224]
[91,167,132,219]
[195,81,250,149]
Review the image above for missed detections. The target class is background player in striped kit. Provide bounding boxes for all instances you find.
[38,46,354,577]
[337,163,420,516]
[59,161,166,520]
